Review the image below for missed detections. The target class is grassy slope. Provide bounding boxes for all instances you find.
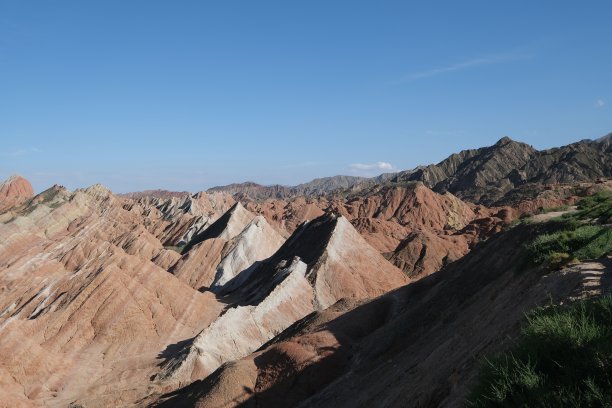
[467,296,612,407]
[526,191,612,268]
[468,191,612,407]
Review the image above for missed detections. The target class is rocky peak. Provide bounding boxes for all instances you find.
[158,212,406,385]
[81,183,114,199]
[494,136,514,146]
[182,201,255,252]
[221,212,407,307]
[0,174,34,212]
[596,133,612,146]
[0,174,34,198]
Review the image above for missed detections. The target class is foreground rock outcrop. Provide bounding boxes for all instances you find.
[154,213,408,388]
[0,185,409,407]
[153,224,612,408]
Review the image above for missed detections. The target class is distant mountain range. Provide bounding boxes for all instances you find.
[206,134,612,205]
[206,175,371,200]
[394,134,612,205]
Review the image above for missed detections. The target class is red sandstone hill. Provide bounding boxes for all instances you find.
[0,184,407,406]
[245,183,510,280]
[152,222,612,408]
[0,175,34,212]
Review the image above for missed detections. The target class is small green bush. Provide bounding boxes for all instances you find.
[573,191,612,222]
[546,252,573,268]
[526,225,612,267]
[536,204,570,214]
[467,296,612,407]
[164,245,185,253]
[525,191,612,267]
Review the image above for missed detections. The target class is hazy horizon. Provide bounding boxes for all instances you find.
[4,132,610,194]
[2,1,611,193]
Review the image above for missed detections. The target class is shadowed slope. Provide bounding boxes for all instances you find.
[153,213,408,388]
[152,223,612,408]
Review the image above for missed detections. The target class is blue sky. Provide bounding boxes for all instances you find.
[1,1,610,193]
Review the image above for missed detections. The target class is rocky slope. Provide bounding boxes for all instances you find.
[394,135,612,205]
[0,180,411,407]
[171,203,285,292]
[207,176,369,200]
[153,223,612,408]
[153,213,408,389]
[0,183,225,407]
[0,134,609,408]
[241,179,610,281]
[245,183,509,279]
[122,191,235,247]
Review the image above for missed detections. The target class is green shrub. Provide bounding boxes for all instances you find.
[467,296,612,407]
[572,191,612,222]
[525,191,612,267]
[573,228,612,260]
[536,204,570,214]
[164,245,185,253]
[546,252,573,268]
[526,225,612,267]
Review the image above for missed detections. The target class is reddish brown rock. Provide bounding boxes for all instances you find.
[154,213,408,388]
[0,184,225,407]
[386,229,470,278]
[121,191,236,247]
[153,225,612,408]
[171,204,285,292]
[0,175,34,212]
[245,183,507,279]
[244,196,327,237]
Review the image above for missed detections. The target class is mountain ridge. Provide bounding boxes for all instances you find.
[201,134,611,204]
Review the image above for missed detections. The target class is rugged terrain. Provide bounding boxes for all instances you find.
[0,134,610,408]
[0,179,414,407]
[206,176,371,200]
[0,184,226,407]
[154,227,612,408]
[210,135,611,206]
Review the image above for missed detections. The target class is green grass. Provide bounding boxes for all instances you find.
[525,191,612,268]
[164,245,185,253]
[526,224,612,268]
[467,296,612,407]
[571,190,612,221]
[20,186,65,215]
[536,204,570,214]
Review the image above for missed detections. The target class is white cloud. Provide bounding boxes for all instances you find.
[595,99,605,108]
[350,162,394,171]
[426,130,465,137]
[0,147,42,157]
[397,46,534,83]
